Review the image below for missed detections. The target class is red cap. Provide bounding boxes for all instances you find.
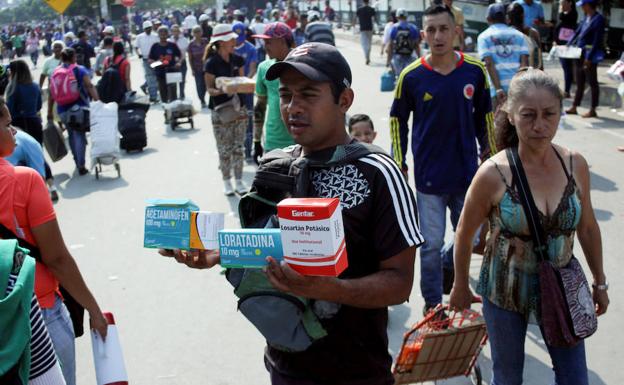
[103,312,116,325]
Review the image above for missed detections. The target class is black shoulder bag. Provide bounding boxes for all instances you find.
[507,147,597,348]
[0,223,85,338]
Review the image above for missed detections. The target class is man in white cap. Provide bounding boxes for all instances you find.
[199,13,213,40]
[135,20,160,102]
[63,32,76,47]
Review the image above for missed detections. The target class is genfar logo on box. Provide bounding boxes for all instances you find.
[291,210,315,218]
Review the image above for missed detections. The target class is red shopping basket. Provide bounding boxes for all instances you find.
[393,303,488,384]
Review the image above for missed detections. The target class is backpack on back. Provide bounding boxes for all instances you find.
[230,142,387,352]
[394,27,414,56]
[97,57,125,104]
[49,64,80,106]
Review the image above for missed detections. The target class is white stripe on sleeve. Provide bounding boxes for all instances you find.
[360,154,424,246]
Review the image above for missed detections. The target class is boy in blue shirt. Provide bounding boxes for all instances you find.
[390,4,496,312]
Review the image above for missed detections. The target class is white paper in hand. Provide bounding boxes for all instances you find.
[91,319,128,385]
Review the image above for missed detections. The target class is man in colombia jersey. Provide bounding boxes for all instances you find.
[390,4,496,313]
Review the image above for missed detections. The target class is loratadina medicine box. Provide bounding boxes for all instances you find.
[218,229,284,268]
[277,198,348,277]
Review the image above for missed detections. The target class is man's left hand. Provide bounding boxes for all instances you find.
[265,256,338,299]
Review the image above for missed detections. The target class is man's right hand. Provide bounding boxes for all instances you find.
[253,141,264,165]
[158,249,220,269]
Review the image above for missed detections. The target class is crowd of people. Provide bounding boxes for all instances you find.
[0,0,619,384]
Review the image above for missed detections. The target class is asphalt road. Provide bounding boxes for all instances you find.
[23,35,623,385]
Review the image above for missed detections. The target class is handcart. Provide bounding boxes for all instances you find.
[394,301,488,385]
[89,101,121,180]
[163,71,194,130]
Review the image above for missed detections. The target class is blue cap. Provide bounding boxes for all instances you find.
[232,22,247,44]
[487,3,506,20]
[576,0,596,6]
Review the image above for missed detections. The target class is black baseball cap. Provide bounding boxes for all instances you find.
[266,42,352,91]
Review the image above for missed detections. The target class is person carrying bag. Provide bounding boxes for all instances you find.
[507,146,597,347]
[203,24,249,196]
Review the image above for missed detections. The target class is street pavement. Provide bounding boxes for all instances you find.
[24,34,624,384]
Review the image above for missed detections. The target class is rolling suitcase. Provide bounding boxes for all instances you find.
[118,109,147,152]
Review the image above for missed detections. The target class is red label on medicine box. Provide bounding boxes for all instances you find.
[277,198,348,277]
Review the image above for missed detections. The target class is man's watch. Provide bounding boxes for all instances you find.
[592,282,609,291]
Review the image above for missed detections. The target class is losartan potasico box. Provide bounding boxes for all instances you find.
[277,198,348,277]
[218,229,284,268]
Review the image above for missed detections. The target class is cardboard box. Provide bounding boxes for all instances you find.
[215,76,256,94]
[218,229,283,268]
[189,212,225,250]
[277,198,348,277]
[144,199,199,250]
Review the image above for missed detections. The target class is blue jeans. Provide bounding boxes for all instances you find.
[391,54,416,78]
[417,190,465,306]
[193,71,206,105]
[142,58,158,99]
[41,296,76,385]
[243,93,254,158]
[483,298,589,385]
[67,128,87,169]
[360,30,373,61]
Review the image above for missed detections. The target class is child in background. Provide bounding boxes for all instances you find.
[348,114,377,144]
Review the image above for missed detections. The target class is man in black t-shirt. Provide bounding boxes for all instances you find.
[71,30,95,72]
[148,26,182,103]
[353,0,377,64]
[162,43,424,385]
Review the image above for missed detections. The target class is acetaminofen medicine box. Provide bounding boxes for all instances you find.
[144,199,199,250]
[277,198,348,277]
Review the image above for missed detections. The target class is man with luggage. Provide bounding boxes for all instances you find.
[251,22,296,164]
[148,26,182,104]
[169,24,189,100]
[390,5,495,313]
[386,8,420,77]
[161,42,422,385]
[52,48,99,176]
[135,21,160,103]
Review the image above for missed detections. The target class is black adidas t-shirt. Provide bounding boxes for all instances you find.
[266,145,423,384]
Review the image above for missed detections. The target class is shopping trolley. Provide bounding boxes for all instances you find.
[394,301,488,384]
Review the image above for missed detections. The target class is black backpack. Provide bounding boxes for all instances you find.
[97,58,125,104]
[394,28,414,56]
[228,142,386,352]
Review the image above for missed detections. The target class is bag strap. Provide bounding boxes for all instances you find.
[0,222,41,261]
[506,147,549,262]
